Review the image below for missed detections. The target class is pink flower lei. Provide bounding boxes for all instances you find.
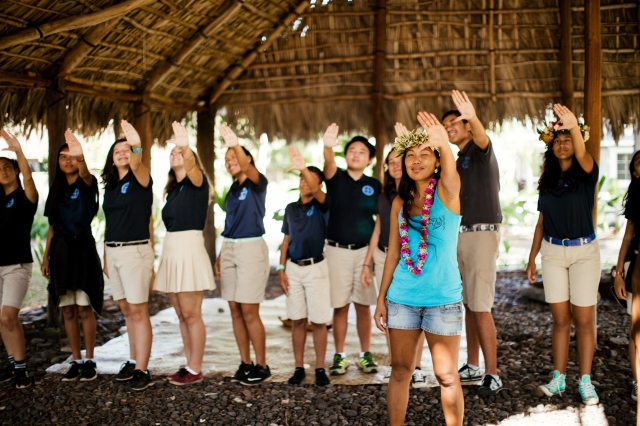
[399,179,437,276]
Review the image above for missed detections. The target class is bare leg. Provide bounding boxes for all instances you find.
[62,305,82,360]
[464,304,480,366]
[229,302,252,364]
[78,306,96,359]
[0,306,24,361]
[169,294,190,366]
[387,328,422,426]
[354,303,372,352]
[332,305,349,353]
[549,301,572,374]
[415,332,426,368]
[572,304,595,376]
[241,303,267,366]
[425,331,464,426]
[292,319,307,368]
[128,302,152,371]
[312,322,328,369]
[470,311,498,375]
[630,331,637,382]
[118,300,136,361]
[175,292,205,372]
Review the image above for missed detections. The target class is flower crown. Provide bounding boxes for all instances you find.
[537,120,590,144]
[393,129,439,158]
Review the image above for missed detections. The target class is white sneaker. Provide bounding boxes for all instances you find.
[381,366,392,384]
[458,363,483,382]
[411,368,428,388]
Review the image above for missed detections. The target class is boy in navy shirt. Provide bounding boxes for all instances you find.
[278,146,331,386]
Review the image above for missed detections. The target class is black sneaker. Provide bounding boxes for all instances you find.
[477,375,503,396]
[315,368,330,387]
[127,370,155,391]
[114,361,136,382]
[62,361,82,381]
[80,361,98,382]
[230,361,253,383]
[288,367,306,385]
[0,365,14,382]
[241,364,272,386]
[14,369,32,389]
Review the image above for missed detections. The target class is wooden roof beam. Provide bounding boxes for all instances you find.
[0,0,154,51]
[144,0,243,93]
[208,0,311,105]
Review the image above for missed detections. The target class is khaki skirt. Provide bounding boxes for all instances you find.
[155,230,216,293]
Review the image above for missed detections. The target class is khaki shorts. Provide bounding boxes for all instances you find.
[540,239,601,306]
[106,244,155,304]
[0,263,31,309]
[373,246,388,296]
[58,290,90,307]
[325,244,378,308]
[285,259,331,324]
[220,238,269,304]
[457,230,500,312]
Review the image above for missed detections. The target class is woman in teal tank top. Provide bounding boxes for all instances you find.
[374,112,464,426]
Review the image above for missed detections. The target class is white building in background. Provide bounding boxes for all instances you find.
[599,127,640,189]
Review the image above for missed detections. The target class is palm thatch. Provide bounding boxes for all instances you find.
[0,0,638,145]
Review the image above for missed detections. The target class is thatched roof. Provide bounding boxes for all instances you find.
[0,0,638,145]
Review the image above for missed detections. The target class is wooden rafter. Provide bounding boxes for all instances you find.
[0,0,153,51]
[208,0,311,106]
[144,0,243,93]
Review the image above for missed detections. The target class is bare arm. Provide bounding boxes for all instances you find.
[170,121,203,187]
[278,234,290,296]
[451,90,489,150]
[40,225,54,278]
[64,130,93,186]
[553,104,594,174]
[614,220,634,299]
[120,120,150,187]
[219,124,260,185]
[377,198,402,303]
[322,123,340,180]
[287,145,326,204]
[0,130,38,203]
[360,217,381,288]
[526,213,545,283]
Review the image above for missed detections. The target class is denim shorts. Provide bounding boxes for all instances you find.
[386,299,463,336]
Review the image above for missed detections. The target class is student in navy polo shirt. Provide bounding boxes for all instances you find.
[0,129,38,389]
[156,122,215,386]
[214,124,271,386]
[101,120,155,391]
[42,131,103,382]
[278,146,331,387]
[322,123,381,376]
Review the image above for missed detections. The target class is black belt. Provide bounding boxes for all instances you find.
[291,255,325,266]
[105,241,149,248]
[326,240,367,250]
[377,243,388,253]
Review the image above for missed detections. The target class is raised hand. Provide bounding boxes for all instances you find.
[219,124,239,148]
[121,120,141,146]
[417,112,449,148]
[170,121,189,147]
[450,90,476,123]
[64,129,84,157]
[0,129,22,153]
[394,122,409,137]
[286,145,306,172]
[323,123,340,148]
[553,104,578,131]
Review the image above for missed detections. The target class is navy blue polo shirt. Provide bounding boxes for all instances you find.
[162,177,209,232]
[325,168,381,245]
[282,197,330,261]
[0,187,37,266]
[103,170,153,242]
[222,173,268,239]
[45,176,99,237]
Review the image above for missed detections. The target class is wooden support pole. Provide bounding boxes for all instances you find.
[0,0,153,51]
[489,0,497,102]
[584,0,602,217]
[559,0,575,111]
[197,108,217,266]
[133,92,153,169]
[208,0,310,105]
[372,0,387,180]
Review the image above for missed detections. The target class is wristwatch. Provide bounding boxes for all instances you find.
[132,146,143,154]
[612,269,624,278]
[276,264,285,271]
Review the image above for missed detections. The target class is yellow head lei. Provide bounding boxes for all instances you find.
[393,129,440,158]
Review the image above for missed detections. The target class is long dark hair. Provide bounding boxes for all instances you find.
[164,148,214,202]
[0,158,20,196]
[537,144,590,195]
[398,148,441,205]
[622,150,640,221]
[48,144,99,225]
[101,138,128,190]
[382,151,397,201]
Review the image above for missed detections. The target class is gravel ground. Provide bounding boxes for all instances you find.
[0,271,637,425]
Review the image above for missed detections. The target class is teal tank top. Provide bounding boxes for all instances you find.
[386,186,463,307]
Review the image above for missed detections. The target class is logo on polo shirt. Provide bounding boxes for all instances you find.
[180,185,185,192]
[462,156,471,169]
[362,185,374,196]
[239,187,248,200]
[121,182,130,194]
[71,188,80,199]
[306,205,315,217]
[5,199,14,208]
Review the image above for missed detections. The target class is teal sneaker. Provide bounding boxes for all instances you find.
[539,370,566,396]
[358,352,378,374]
[578,375,599,405]
[329,354,348,376]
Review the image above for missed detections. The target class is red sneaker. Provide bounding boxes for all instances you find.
[169,370,203,386]
[168,367,188,382]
